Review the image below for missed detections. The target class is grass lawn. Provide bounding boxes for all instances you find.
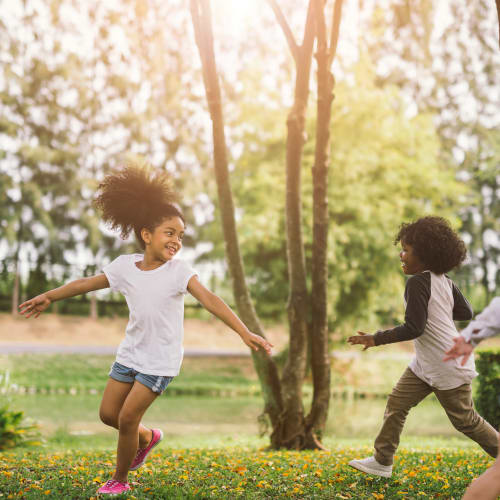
[0,439,492,499]
[0,353,495,498]
[0,352,412,397]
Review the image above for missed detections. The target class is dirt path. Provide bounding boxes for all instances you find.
[0,313,287,353]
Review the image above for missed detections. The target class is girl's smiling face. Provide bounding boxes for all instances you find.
[400,241,426,275]
[142,216,185,262]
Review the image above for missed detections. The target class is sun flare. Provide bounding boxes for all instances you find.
[211,0,264,37]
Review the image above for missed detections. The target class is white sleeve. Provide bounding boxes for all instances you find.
[102,256,125,293]
[461,297,500,346]
[175,260,198,294]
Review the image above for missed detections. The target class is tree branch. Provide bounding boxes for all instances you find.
[267,0,300,64]
[315,0,327,50]
[496,0,500,47]
[302,0,317,58]
[327,0,344,68]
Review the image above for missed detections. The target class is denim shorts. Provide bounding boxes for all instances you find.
[109,361,174,394]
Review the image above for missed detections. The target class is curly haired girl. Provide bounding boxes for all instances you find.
[19,164,272,496]
[346,216,498,478]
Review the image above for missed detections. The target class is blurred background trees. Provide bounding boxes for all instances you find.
[0,0,498,331]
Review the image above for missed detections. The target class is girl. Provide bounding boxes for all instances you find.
[347,216,498,478]
[18,165,273,496]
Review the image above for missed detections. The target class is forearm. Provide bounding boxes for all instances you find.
[461,297,500,345]
[465,325,500,346]
[46,278,96,303]
[203,294,248,337]
[374,323,423,346]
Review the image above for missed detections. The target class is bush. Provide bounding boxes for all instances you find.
[474,349,500,429]
[0,371,40,450]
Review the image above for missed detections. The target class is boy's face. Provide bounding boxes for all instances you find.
[399,241,426,275]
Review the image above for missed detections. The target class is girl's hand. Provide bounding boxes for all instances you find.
[241,331,273,355]
[347,331,375,351]
[18,294,52,318]
[443,335,475,366]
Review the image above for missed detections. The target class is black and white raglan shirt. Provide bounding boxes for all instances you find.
[374,271,477,390]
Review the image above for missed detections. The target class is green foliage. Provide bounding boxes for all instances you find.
[0,0,197,292]
[363,0,500,301]
[474,348,500,429]
[199,59,468,330]
[0,405,33,450]
[0,372,40,450]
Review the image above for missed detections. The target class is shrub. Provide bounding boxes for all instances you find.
[0,371,40,450]
[474,349,500,430]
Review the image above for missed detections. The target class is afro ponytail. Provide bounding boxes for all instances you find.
[93,164,184,248]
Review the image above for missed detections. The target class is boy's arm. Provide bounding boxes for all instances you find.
[187,275,272,354]
[19,274,110,318]
[373,273,431,346]
[451,282,473,321]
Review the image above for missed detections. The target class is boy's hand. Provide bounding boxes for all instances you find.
[443,335,475,366]
[347,331,375,351]
[18,293,52,318]
[241,331,273,355]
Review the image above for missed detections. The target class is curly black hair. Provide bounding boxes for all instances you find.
[93,164,184,249]
[394,216,467,274]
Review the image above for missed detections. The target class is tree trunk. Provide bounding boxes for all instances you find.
[277,0,317,450]
[496,0,500,47]
[90,292,98,320]
[305,0,342,448]
[11,261,20,316]
[189,0,283,439]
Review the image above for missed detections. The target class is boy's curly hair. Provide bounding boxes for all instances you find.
[93,164,184,249]
[394,216,467,274]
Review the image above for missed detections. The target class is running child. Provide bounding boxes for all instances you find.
[347,216,498,478]
[18,164,273,496]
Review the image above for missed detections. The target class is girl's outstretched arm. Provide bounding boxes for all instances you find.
[187,276,273,355]
[19,274,110,319]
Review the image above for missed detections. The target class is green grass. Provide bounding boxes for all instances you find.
[0,354,261,396]
[0,352,411,397]
[8,390,474,448]
[0,442,492,499]
[0,353,494,498]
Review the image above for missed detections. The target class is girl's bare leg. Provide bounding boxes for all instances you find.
[99,378,153,448]
[112,381,158,483]
[462,432,500,500]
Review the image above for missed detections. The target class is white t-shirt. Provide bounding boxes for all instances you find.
[103,253,198,376]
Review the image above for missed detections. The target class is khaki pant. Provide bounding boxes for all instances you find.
[374,367,499,466]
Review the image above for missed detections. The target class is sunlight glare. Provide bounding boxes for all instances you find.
[211,0,264,39]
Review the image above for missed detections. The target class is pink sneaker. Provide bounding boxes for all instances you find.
[97,479,131,495]
[130,428,163,471]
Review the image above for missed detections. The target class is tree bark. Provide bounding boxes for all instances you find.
[11,223,22,316]
[11,261,20,316]
[271,0,316,450]
[305,0,343,448]
[496,0,500,47]
[90,292,98,320]
[189,0,283,438]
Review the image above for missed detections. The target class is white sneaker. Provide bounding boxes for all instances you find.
[348,456,392,478]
